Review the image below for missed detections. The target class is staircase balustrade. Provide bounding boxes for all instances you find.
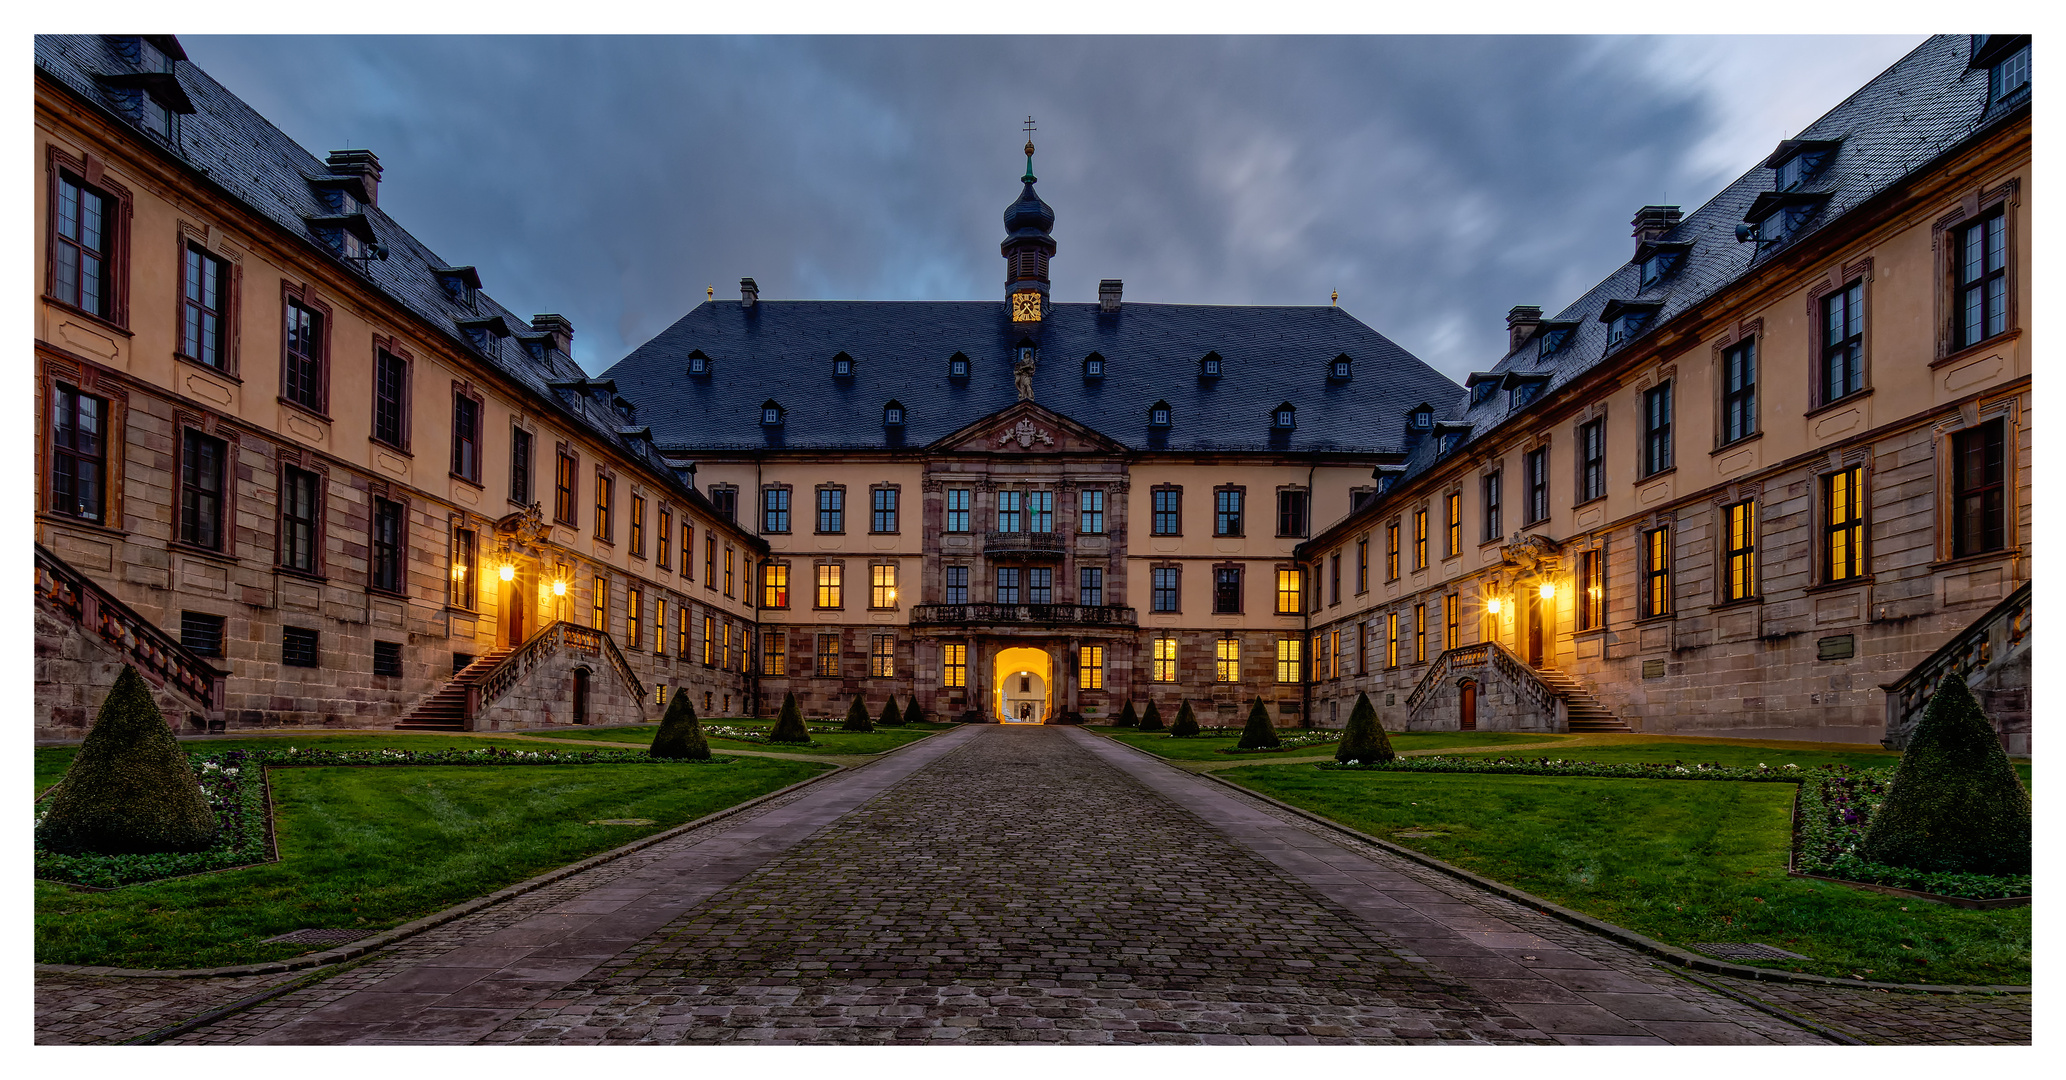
[472,620,644,720]
[1880,580,2030,749]
[35,542,223,717]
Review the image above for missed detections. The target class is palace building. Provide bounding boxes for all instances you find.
[1295,34,2030,750]
[33,34,2031,748]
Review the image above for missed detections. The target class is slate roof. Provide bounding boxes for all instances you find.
[602,299,1463,456]
[34,35,736,533]
[1370,34,2011,499]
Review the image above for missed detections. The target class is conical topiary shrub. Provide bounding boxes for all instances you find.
[843,693,875,733]
[1138,699,1165,732]
[767,691,812,743]
[879,696,905,727]
[1335,692,1395,764]
[37,665,219,855]
[1112,700,1138,728]
[903,697,925,726]
[1238,696,1281,749]
[1170,699,1201,737]
[649,688,712,760]
[1857,676,2031,875]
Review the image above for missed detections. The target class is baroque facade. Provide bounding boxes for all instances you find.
[1297,35,2032,749]
[34,35,762,738]
[32,34,2032,749]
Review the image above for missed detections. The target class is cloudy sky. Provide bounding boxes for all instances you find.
[180,35,1923,381]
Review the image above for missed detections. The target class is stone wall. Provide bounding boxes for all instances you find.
[475,641,651,731]
[33,604,212,737]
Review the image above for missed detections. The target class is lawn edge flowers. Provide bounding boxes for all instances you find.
[35,745,736,889]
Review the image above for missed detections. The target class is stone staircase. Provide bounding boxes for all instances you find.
[1534,667,1631,733]
[393,647,514,731]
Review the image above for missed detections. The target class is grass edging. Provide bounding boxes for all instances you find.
[33,760,848,980]
[1189,767,2030,996]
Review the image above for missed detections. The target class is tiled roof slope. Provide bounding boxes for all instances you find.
[1381,34,2000,489]
[34,35,721,524]
[602,299,1463,455]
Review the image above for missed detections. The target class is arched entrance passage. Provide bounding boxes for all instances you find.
[993,646,1052,724]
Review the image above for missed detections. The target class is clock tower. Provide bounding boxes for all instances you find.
[1002,120,1055,323]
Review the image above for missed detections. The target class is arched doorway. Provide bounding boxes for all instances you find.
[1458,678,1478,731]
[993,646,1052,724]
[572,667,591,725]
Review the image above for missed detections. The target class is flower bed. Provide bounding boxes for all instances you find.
[704,724,824,748]
[1218,731,1343,754]
[1793,766,2031,902]
[35,746,733,889]
[1316,755,2030,903]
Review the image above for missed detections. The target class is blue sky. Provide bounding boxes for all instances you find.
[180,35,1923,380]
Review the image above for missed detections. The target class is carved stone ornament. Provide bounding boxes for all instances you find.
[1500,532,1563,575]
[996,419,1055,449]
[496,502,555,547]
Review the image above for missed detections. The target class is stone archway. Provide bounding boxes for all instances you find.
[993,646,1053,724]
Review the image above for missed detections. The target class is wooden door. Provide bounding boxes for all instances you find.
[507,580,528,646]
[572,667,590,725]
[1525,593,1543,667]
[1459,680,1477,731]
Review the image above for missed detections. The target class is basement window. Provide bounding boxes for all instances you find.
[180,611,224,657]
[374,640,403,677]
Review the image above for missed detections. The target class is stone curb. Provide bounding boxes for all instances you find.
[34,756,858,981]
[1150,749,2031,997]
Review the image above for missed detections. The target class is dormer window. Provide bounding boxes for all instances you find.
[1991,43,2031,104]
[1200,352,1223,378]
[1537,328,1571,356]
[612,397,635,422]
[523,338,547,360]
[1271,403,1297,430]
[761,400,785,426]
[1607,310,1651,348]
[1410,405,1433,430]
[948,352,970,379]
[1084,352,1105,378]
[1775,152,1819,192]
[433,266,482,309]
[1440,432,1462,455]
[832,352,854,377]
[687,350,710,376]
[100,37,188,142]
[1467,374,1501,407]
[1330,354,1352,381]
[1510,381,1544,409]
[883,400,905,427]
[1149,400,1172,428]
[1638,249,1682,289]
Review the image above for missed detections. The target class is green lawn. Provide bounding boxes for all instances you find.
[1451,737,2033,786]
[1226,766,2031,986]
[1098,728,1553,761]
[35,757,828,969]
[36,734,563,799]
[534,720,954,756]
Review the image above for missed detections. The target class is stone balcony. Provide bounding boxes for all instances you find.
[911,602,1138,628]
[983,530,1066,559]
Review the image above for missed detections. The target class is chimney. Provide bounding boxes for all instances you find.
[1631,204,1683,253]
[1099,278,1123,313]
[530,314,574,355]
[1506,305,1543,352]
[324,148,382,207]
[740,277,759,308]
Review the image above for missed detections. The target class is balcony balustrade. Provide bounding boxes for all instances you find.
[911,602,1137,628]
[983,530,1065,559]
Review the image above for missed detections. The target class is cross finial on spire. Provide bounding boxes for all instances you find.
[1022,115,1037,182]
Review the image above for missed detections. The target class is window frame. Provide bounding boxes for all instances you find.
[1446,489,1462,556]
[657,504,673,570]
[1578,418,1606,503]
[44,153,132,329]
[1823,466,1867,584]
[626,585,643,649]
[282,625,320,669]
[1152,636,1178,682]
[1719,338,1758,447]
[1274,566,1303,616]
[1524,446,1550,525]
[1384,521,1400,582]
[1950,418,2009,560]
[280,287,333,417]
[870,562,899,609]
[450,525,477,610]
[1151,485,1183,536]
[1213,485,1245,538]
[1386,611,1399,669]
[1079,488,1105,534]
[1276,487,1309,538]
[945,488,970,533]
[762,561,790,609]
[1818,279,1867,408]
[761,484,792,534]
[762,629,787,676]
[996,489,1022,534]
[552,446,579,526]
[815,561,844,610]
[1215,636,1239,683]
[449,384,483,485]
[1721,500,1758,603]
[1443,593,1459,651]
[1480,470,1502,544]
[629,492,647,557]
[942,641,966,687]
[871,633,897,679]
[1079,644,1104,690]
[1150,564,1180,613]
[48,381,111,526]
[1275,637,1302,684]
[1079,565,1104,606]
[1642,381,1674,477]
[1576,546,1605,631]
[508,425,533,507]
[1641,525,1672,619]
[1213,564,1243,615]
[177,240,235,373]
[1952,203,2013,353]
[943,565,970,605]
[871,485,900,534]
[593,467,614,543]
[176,426,228,552]
[816,485,846,534]
[1356,537,1369,594]
[1413,509,1428,571]
[277,464,324,576]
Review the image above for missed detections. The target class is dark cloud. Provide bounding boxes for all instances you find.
[178,35,1919,379]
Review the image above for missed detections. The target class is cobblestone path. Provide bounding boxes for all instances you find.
[45,725,2020,1045]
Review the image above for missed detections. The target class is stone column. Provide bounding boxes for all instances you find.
[1065,635,1081,716]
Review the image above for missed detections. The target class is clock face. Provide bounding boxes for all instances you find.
[1011,290,1042,322]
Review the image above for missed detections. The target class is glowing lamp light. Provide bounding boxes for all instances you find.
[498,563,516,582]
[1538,581,1556,600]
[552,579,567,596]
[1486,596,1503,615]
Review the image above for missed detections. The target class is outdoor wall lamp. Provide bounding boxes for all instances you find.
[1485,596,1503,615]
[552,579,567,596]
[499,563,516,582]
[1538,580,1556,601]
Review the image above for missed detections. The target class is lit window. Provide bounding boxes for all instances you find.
[871,563,898,608]
[816,633,839,677]
[1215,637,1239,683]
[1275,568,1302,615]
[1642,527,1672,618]
[1152,637,1177,682]
[1276,638,1301,683]
[1080,645,1103,690]
[763,632,786,676]
[942,642,966,687]
[1724,501,1757,602]
[816,563,843,608]
[872,634,895,678]
[1824,467,1865,583]
[763,563,789,609]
